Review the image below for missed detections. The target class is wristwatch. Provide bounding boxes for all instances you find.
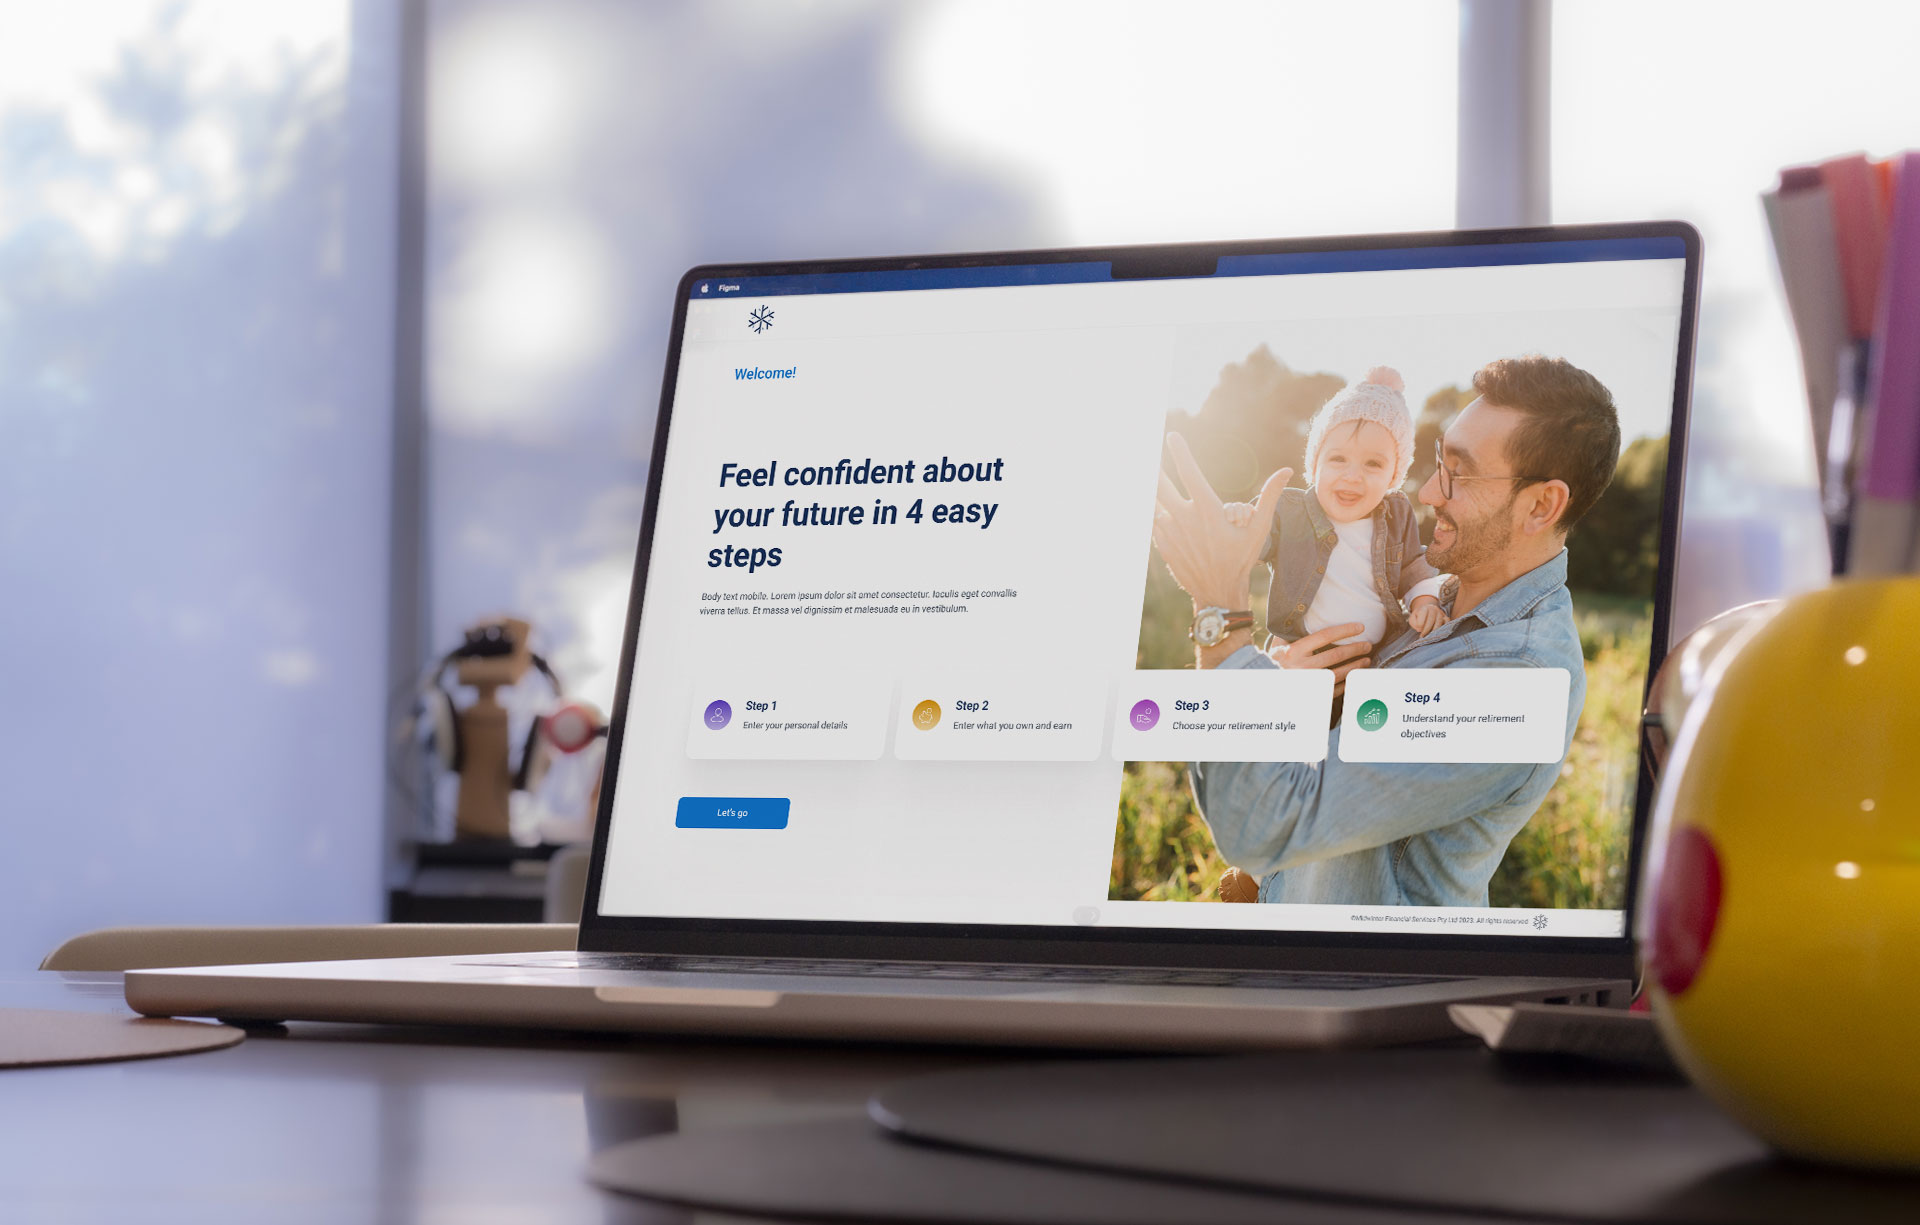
[1189,606,1254,648]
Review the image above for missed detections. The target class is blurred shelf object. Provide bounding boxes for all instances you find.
[387,839,561,924]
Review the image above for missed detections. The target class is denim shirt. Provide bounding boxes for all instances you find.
[1265,488,1437,646]
[1190,549,1586,907]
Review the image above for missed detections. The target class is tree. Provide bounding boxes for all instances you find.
[1406,384,1474,543]
[1564,434,1667,598]
[1165,345,1344,498]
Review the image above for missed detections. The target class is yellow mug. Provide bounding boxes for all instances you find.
[1642,579,1920,1171]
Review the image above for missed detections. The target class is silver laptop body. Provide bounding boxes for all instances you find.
[128,223,1699,1048]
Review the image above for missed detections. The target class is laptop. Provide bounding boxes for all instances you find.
[127,222,1700,1049]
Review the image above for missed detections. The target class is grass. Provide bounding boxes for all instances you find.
[1486,603,1646,910]
[1110,595,1649,910]
[1110,760,1228,902]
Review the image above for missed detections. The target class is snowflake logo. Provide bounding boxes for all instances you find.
[747,304,775,334]
[1532,914,1548,930]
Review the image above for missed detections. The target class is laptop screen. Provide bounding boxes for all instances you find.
[595,232,1692,946]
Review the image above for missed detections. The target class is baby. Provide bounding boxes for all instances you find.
[1225,366,1447,652]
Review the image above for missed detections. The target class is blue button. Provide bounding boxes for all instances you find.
[675,796,790,830]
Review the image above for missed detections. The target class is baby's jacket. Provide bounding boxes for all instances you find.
[1262,487,1438,647]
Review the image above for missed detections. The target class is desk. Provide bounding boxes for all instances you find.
[8,972,1904,1225]
[0,971,1003,1224]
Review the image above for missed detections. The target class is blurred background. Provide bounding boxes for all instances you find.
[3,0,1913,967]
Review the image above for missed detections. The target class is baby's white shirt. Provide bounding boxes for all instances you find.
[1303,516,1446,645]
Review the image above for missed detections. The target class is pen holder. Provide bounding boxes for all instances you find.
[1640,579,1920,1172]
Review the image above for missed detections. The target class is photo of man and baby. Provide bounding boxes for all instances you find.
[1113,327,1673,915]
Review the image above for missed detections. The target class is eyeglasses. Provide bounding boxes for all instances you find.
[1432,438,1541,501]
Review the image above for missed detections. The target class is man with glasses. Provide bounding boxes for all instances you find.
[1151,356,1622,907]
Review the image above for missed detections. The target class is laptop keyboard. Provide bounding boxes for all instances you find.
[465,951,1465,993]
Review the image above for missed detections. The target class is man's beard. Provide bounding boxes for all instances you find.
[1427,499,1514,574]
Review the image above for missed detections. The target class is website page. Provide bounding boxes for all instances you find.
[597,242,1687,940]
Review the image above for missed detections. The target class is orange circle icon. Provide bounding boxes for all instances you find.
[912,699,941,730]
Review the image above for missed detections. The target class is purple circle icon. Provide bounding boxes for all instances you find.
[703,700,732,730]
[1129,699,1160,731]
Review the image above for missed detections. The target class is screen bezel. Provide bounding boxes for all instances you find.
[576,221,1699,980]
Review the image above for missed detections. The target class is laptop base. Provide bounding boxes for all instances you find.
[127,954,1628,1050]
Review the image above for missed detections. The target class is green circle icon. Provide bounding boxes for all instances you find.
[1357,699,1389,731]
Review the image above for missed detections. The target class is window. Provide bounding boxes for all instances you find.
[0,0,395,965]
[422,0,1461,729]
[1553,0,1917,635]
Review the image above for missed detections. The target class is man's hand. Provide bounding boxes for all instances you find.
[1266,622,1372,696]
[1151,433,1290,613]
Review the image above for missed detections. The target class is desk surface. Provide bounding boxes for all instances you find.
[0,971,1007,1224]
[11,972,1898,1225]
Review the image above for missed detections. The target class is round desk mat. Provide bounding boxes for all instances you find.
[590,1116,1494,1225]
[869,1049,1920,1225]
[0,1009,243,1069]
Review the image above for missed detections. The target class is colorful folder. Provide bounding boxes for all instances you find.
[1765,149,1920,576]
[1865,153,1920,571]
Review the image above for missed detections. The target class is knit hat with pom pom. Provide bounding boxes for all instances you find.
[1302,366,1415,489]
